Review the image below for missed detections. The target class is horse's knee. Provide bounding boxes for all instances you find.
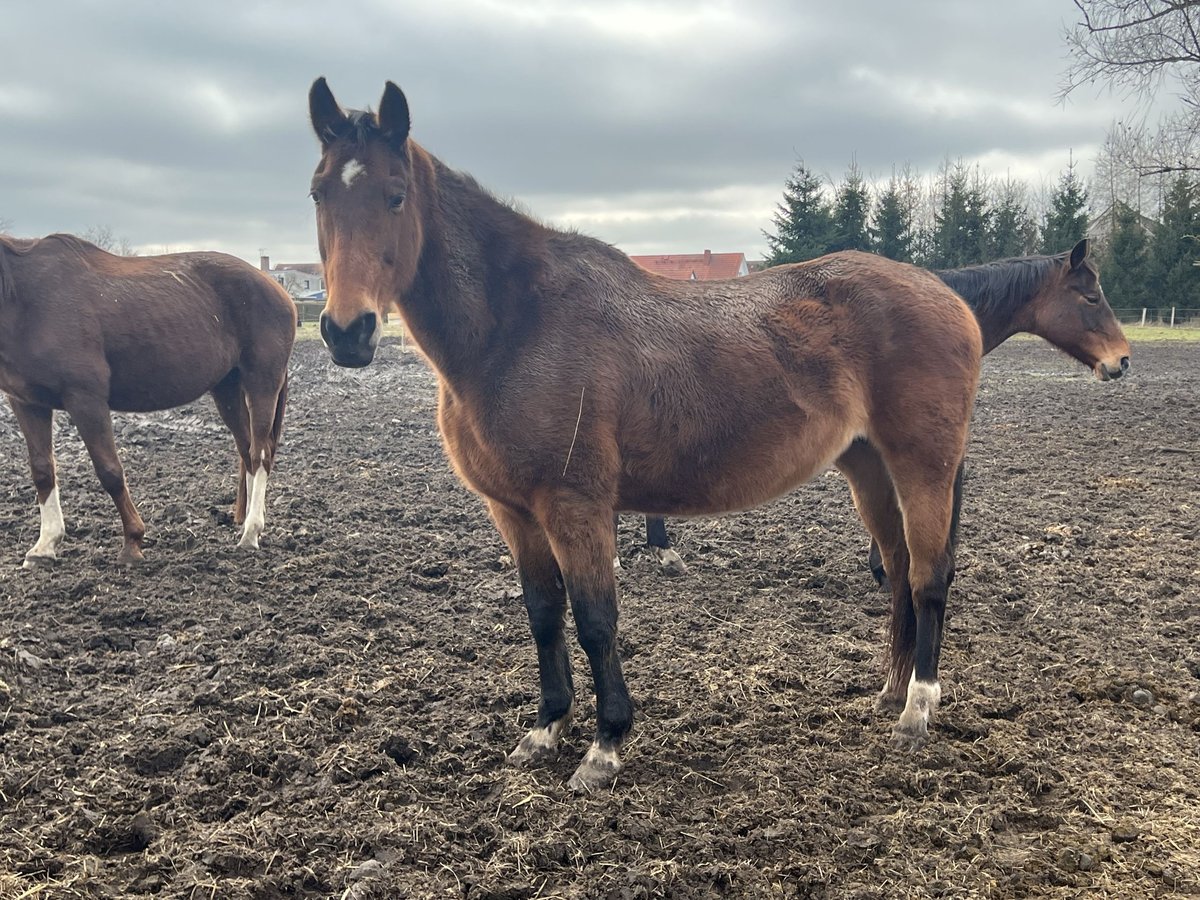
[574,604,617,659]
[30,464,55,499]
[94,465,127,497]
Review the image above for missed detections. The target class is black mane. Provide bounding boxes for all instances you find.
[935,254,1064,320]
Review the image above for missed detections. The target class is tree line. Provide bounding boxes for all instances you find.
[763,157,1200,313]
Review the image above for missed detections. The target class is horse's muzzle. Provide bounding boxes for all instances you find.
[1097,356,1131,381]
[320,310,379,368]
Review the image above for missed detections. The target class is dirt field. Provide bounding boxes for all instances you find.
[1,338,1197,899]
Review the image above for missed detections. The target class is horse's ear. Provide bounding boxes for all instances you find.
[1069,238,1089,270]
[379,81,411,152]
[310,77,348,147]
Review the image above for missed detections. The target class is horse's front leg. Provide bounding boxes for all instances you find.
[491,502,575,766]
[63,394,145,564]
[539,498,632,792]
[7,397,65,567]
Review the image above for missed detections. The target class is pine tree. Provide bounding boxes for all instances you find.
[1099,202,1150,309]
[1147,175,1200,311]
[872,177,914,262]
[930,160,990,268]
[987,178,1038,259]
[828,161,873,252]
[1040,162,1090,255]
[763,159,833,266]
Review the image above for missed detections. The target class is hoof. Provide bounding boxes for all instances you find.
[655,548,687,577]
[22,551,58,569]
[567,743,622,793]
[890,719,930,751]
[507,733,560,768]
[237,532,261,550]
[116,544,144,566]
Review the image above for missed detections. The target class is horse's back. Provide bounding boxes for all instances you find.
[0,237,295,412]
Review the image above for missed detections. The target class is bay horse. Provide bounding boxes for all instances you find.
[309,78,987,791]
[635,240,1133,579]
[0,234,295,565]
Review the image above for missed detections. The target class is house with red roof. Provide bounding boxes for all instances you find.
[629,249,749,281]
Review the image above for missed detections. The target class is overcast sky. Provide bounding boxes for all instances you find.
[0,1,1145,264]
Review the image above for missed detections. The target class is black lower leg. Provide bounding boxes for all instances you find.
[568,578,633,747]
[912,560,951,683]
[522,570,574,727]
[645,516,670,551]
[868,538,887,587]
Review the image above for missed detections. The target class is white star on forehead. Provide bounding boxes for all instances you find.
[341,160,366,187]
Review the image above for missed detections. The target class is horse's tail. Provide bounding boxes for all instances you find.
[0,241,15,307]
[945,460,966,587]
[270,373,289,464]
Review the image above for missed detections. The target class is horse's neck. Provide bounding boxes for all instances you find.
[400,162,528,382]
[973,310,1021,354]
[937,266,1033,354]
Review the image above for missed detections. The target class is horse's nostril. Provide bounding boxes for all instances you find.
[1120,356,1130,371]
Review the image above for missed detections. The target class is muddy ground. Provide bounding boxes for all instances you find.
[1,338,1197,899]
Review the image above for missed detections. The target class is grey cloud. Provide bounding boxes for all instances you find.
[0,1,1136,260]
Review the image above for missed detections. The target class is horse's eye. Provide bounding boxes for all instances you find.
[309,190,321,205]
[1084,294,1101,305]
[389,194,406,212]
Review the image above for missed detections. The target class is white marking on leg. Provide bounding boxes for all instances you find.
[580,741,621,772]
[568,740,624,792]
[341,159,365,187]
[508,704,574,765]
[25,486,66,566]
[524,718,567,752]
[238,465,269,549]
[895,671,941,735]
[653,546,687,575]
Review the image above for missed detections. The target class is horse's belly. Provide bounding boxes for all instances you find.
[106,356,233,412]
[619,415,860,516]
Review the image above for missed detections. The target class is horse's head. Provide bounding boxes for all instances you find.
[309,78,422,368]
[1030,239,1131,381]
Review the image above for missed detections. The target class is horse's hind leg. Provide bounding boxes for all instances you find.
[835,440,913,714]
[210,373,252,525]
[879,449,963,750]
[646,516,686,575]
[7,397,65,566]
[236,372,287,550]
[62,395,145,564]
[492,502,575,767]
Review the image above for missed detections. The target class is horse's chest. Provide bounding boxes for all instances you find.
[437,399,525,508]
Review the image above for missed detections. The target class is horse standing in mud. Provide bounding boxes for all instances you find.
[309,79,996,791]
[0,234,295,565]
[635,241,1133,579]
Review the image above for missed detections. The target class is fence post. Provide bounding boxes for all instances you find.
[1171,307,1177,327]
[1140,308,1147,326]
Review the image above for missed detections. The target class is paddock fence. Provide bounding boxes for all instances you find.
[1111,307,1200,328]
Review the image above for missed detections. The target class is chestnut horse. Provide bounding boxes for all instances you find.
[310,78,987,791]
[635,240,1133,578]
[0,234,295,565]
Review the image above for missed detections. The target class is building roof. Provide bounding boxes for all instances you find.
[629,250,748,281]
